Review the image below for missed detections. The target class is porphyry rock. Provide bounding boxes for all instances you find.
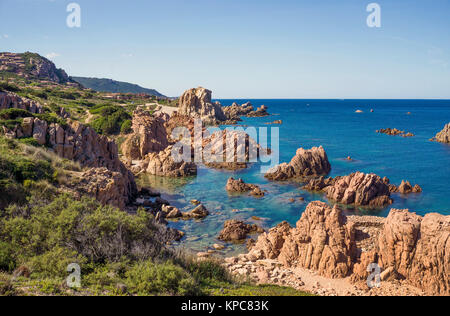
[226,177,265,197]
[325,172,393,208]
[431,123,450,144]
[265,146,331,181]
[177,87,227,125]
[146,146,197,177]
[218,220,264,242]
[121,109,169,160]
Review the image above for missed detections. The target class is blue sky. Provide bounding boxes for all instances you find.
[0,0,449,98]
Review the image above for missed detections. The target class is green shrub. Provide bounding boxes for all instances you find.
[0,82,21,93]
[0,196,169,263]
[27,247,87,278]
[126,261,200,296]
[0,242,16,272]
[0,108,33,120]
[120,120,132,134]
[90,106,131,135]
[18,137,40,147]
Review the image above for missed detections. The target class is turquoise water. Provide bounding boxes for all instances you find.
[140,99,450,256]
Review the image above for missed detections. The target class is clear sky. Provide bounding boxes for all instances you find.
[0,0,449,98]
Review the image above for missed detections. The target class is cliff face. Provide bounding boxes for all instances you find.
[0,92,137,209]
[0,52,72,84]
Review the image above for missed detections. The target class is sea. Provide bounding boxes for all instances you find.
[138,99,450,256]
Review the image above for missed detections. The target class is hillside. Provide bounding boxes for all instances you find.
[72,77,165,97]
[0,52,75,85]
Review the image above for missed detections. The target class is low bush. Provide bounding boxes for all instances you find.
[125,261,200,296]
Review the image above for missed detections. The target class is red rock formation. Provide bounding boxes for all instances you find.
[378,210,449,295]
[0,91,43,113]
[265,146,331,181]
[432,123,450,144]
[218,220,265,242]
[121,109,169,160]
[146,146,197,177]
[77,168,133,210]
[247,201,450,295]
[226,177,265,197]
[178,87,227,125]
[325,172,392,208]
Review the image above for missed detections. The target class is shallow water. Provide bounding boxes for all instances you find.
[139,99,450,257]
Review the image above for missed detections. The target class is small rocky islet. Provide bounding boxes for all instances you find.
[1,53,449,296]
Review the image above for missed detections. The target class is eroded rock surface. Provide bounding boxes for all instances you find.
[265,146,331,181]
[218,220,264,242]
[146,146,197,177]
[325,172,392,208]
[178,87,227,125]
[243,201,449,295]
[226,177,265,197]
[121,109,169,160]
[432,123,450,144]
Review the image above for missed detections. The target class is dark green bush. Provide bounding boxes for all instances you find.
[0,195,170,263]
[125,261,200,296]
[0,108,33,120]
[0,82,21,93]
[120,120,132,134]
[91,106,131,135]
[0,242,16,272]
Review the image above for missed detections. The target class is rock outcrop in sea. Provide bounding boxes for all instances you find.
[222,102,270,122]
[226,177,265,197]
[237,201,449,295]
[432,123,450,144]
[265,146,331,181]
[218,220,265,242]
[325,172,392,208]
[376,128,415,137]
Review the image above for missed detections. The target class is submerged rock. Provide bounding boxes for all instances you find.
[218,220,264,242]
[182,204,210,219]
[376,128,415,137]
[265,146,331,181]
[226,177,265,197]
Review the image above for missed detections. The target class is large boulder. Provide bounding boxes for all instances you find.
[218,220,264,242]
[146,146,197,177]
[378,210,450,295]
[226,177,265,197]
[76,168,133,210]
[432,123,450,144]
[250,201,355,278]
[325,172,392,208]
[32,118,47,145]
[177,87,227,125]
[121,109,169,160]
[265,146,331,181]
[245,201,450,295]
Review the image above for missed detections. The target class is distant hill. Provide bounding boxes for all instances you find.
[72,77,165,97]
[0,51,74,84]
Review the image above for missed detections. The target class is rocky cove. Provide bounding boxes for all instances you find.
[1,86,450,296]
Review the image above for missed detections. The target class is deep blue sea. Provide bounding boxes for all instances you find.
[139,99,450,256]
